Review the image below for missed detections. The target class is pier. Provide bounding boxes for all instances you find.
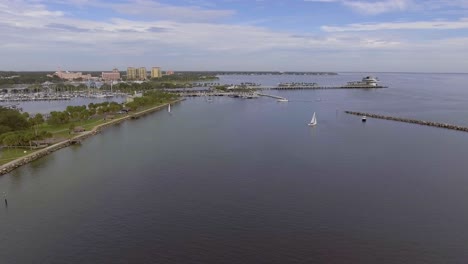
[257,85,387,90]
[345,111,468,133]
[178,91,232,97]
[257,93,287,101]
[178,91,259,99]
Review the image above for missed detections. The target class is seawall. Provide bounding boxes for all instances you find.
[345,111,468,132]
[0,99,184,176]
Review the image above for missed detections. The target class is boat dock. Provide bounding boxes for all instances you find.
[177,92,231,97]
[345,111,468,133]
[177,91,258,99]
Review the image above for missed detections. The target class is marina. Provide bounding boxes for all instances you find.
[0,91,126,102]
[259,77,386,89]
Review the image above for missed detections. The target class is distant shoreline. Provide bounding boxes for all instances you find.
[0,99,184,176]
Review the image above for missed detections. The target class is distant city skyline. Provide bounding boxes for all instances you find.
[1,0,468,72]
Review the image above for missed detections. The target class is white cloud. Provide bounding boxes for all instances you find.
[343,0,412,15]
[0,0,403,55]
[1,0,468,72]
[305,0,413,14]
[306,0,468,14]
[304,0,339,2]
[112,0,235,22]
[322,18,468,31]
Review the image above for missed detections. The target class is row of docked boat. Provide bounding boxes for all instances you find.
[278,82,318,88]
[0,94,72,102]
[0,92,127,102]
[228,93,259,99]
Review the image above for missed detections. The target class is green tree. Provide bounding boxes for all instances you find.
[29,113,44,136]
[0,107,30,135]
[3,133,19,148]
[47,111,70,125]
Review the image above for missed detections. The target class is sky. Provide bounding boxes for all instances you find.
[1,0,468,72]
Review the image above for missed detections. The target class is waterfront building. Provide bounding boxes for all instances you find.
[49,70,91,81]
[138,67,147,80]
[102,68,121,81]
[127,67,137,80]
[151,67,162,78]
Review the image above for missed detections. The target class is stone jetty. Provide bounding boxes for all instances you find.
[345,111,468,132]
[0,99,184,176]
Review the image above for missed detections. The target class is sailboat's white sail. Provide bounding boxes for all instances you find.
[168,104,171,113]
[308,112,317,126]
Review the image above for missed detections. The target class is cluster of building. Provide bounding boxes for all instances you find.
[126,67,168,80]
[47,70,92,81]
[101,68,121,82]
[48,67,174,82]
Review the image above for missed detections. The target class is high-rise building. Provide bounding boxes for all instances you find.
[102,68,121,81]
[151,67,162,78]
[127,67,137,80]
[137,67,147,80]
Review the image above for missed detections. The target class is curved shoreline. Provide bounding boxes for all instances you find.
[0,99,184,176]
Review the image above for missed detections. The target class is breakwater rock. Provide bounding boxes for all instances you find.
[345,111,468,132]
[0,99,184,176]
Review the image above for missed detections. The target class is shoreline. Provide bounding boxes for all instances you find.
[0,99,184,176]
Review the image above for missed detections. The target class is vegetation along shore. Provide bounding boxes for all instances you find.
[0,91,181,175]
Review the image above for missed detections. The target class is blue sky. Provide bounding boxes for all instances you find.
[1,0,468,72]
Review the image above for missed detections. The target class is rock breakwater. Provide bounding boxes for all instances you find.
[345,111,468,132]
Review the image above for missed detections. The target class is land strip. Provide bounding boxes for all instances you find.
[0,99,183,176]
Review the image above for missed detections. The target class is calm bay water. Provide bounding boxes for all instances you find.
[2,73,468,263]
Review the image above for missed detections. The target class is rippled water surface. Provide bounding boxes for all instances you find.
[1,73,468,263]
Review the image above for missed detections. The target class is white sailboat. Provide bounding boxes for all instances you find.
[308,112,317,126]
[168,104,171,113]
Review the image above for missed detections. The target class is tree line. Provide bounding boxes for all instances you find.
[0,91,179,148]
[0,107,51,148]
